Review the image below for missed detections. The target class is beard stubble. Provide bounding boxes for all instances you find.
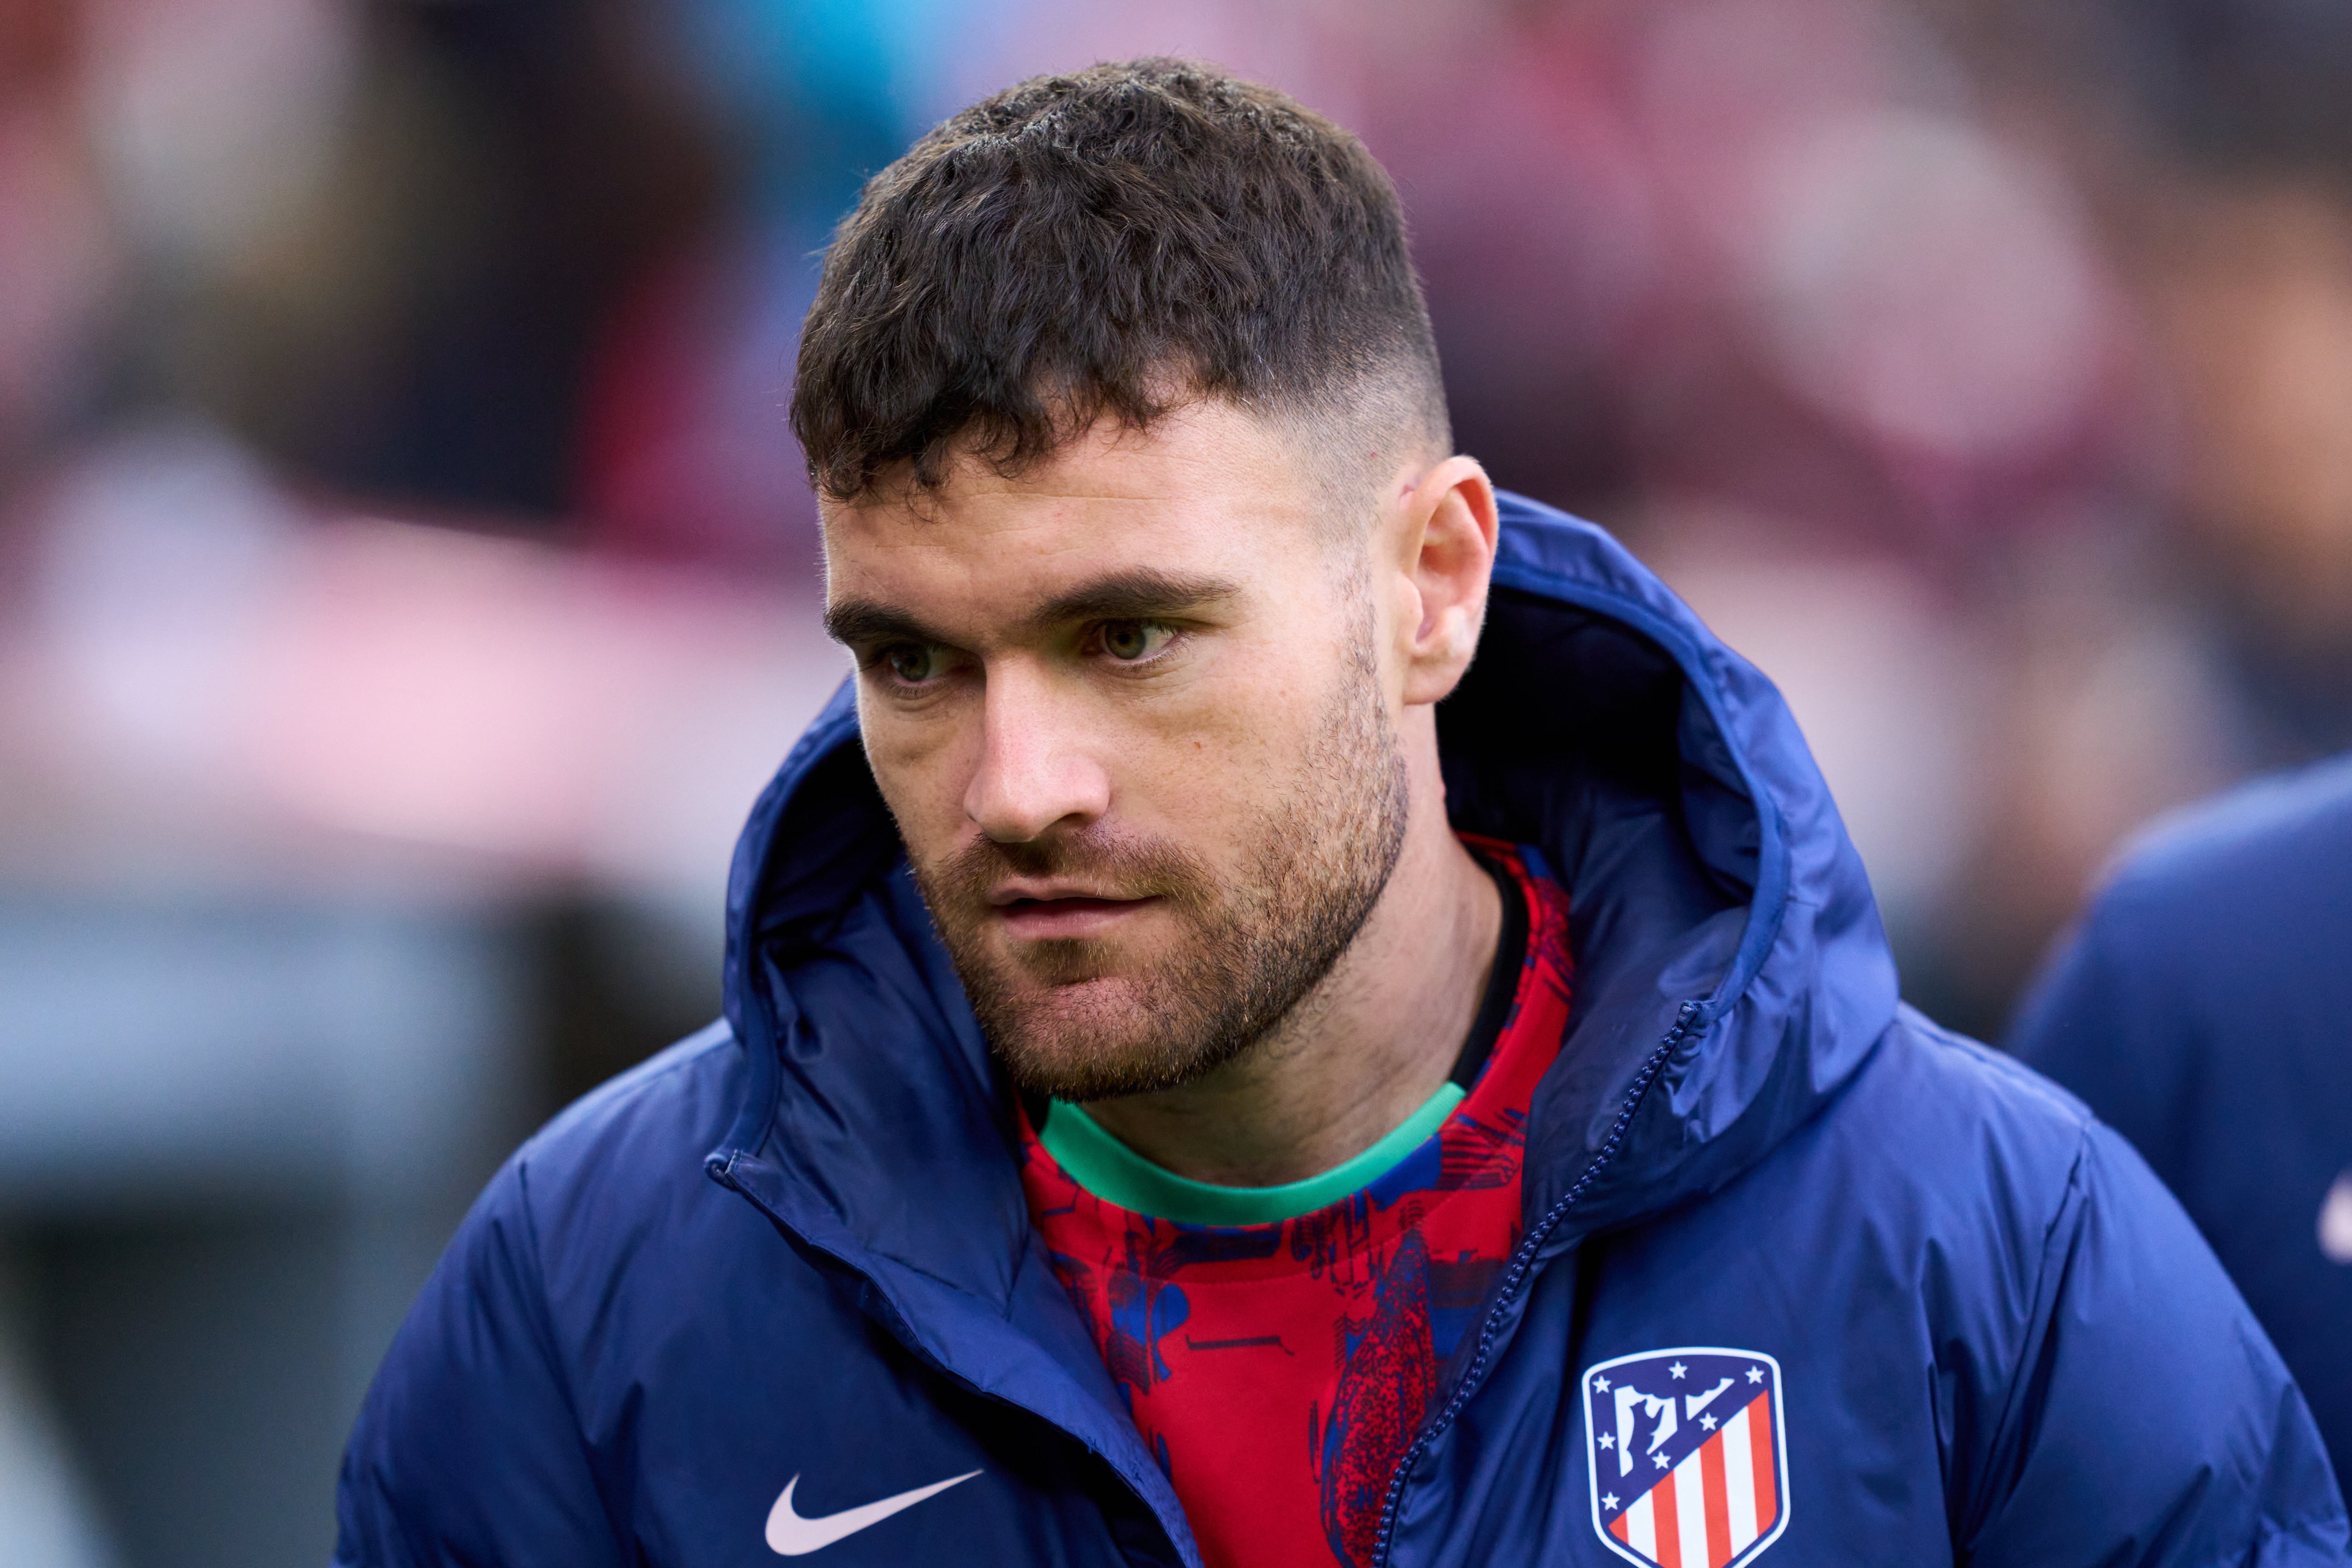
[910,636,1412,1103]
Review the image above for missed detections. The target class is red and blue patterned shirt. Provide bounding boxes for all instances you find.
[1018,842,1574,1568]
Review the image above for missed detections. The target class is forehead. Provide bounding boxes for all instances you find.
[820,403,1329,623]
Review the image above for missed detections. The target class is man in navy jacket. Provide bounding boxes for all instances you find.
[2011,755,2352,1495]
[337,59,2344,1568]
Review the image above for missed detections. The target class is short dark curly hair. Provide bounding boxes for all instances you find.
[790,58,1450,513]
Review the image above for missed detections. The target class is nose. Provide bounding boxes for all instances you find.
[962,665,1112,843]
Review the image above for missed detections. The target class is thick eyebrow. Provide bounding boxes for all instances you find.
[824,568,1240,648]
[822,599,938,648]
[1026,568,1240,629]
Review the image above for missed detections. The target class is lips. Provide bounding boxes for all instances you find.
[994,893,1159,940]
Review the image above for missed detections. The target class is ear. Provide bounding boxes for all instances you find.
[1391,456,1500,707]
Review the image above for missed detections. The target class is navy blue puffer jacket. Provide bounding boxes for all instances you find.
[334,495,2347,1567]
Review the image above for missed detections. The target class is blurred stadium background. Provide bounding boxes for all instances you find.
[2,1,2349,1563]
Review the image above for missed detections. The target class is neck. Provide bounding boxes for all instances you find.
[1078,712,1502,1186]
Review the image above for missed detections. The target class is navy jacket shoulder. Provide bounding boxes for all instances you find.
[340,496,2347,1568]
[2011,753,2352,1488]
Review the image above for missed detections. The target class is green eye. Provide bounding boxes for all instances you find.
[1099,621,1172,661]
[885,645,942,683]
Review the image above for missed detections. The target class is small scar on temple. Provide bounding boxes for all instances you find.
[824,569,1241,647]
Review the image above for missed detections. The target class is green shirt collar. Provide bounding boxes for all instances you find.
[1037,1083,1466,1227]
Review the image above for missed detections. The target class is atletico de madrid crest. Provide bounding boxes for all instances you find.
[1582,1347,1788,1568]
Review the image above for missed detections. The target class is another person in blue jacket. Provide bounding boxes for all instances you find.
[336,60,2345,1568]
[2011,754,2352,1495]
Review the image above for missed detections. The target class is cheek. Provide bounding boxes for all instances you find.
[856,694,977,851]
[1110,648,1334,817]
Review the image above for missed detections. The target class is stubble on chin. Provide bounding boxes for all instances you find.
[913,840,1250,1100]
[909,655,1410,1103]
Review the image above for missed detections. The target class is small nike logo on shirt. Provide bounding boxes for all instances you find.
[765,1469,982,1556]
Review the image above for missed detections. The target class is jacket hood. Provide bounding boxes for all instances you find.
[704,494,1899,1512]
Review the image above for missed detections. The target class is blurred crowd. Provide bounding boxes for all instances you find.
[2,1,2349,1565]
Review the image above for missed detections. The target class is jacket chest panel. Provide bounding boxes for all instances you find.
[568,1254,1152,1568]
[1381,1187,1963,1568]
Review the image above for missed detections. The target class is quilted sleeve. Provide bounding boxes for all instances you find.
[333,1156,626,1568]
[2007,886,2193,1178]
[1960,1125,2349,1566]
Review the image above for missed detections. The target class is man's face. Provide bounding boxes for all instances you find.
[821,402,1409,1101]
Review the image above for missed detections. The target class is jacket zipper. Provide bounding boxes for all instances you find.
[1369,1000,1703,1568]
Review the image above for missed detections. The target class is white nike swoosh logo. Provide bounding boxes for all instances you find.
[765,1470,982,1556]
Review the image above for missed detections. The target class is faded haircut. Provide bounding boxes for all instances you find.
[789,58,1451,523]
